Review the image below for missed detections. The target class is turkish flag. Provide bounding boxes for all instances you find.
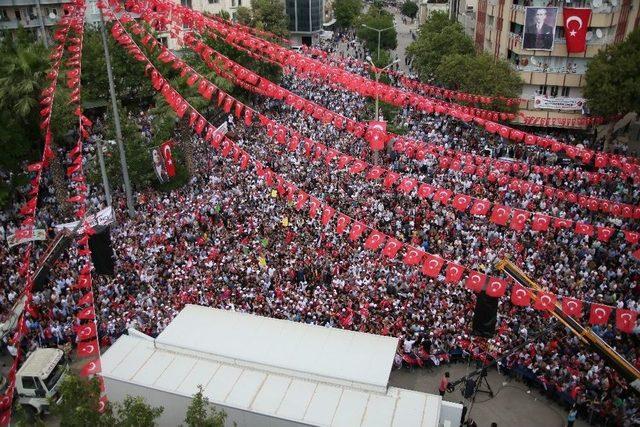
[562,297,583,318]
[485,277,507,297]
[363,230,386,250]
[421,254,445,278]
[589,303,612,325]
[161,141,176,177]
[76,322,97,340]
[308,197,321,218]
[295,192,308,210]
[349,222,366,241]
[596,226,614,242]
[335,214,351,234]
[403,247,425,266]
[511,284,531,306]
[451,194,472,211]
[465,271,486,292]
[445,263,465,283]
[77,340,99,358]
[321,205,335,225]
[616,309,638,333]
[72,274,92,290]
[531,213,551,231]
[490,205,511,225]
[382,238,403,258]
[80,358,102,377]
[397,177,417,193]
[366,166,385,180]
[432,188,452,204]
[382,172,400,189]
[77,306,96,320]
[510,209,530,231]
[553,217,573,229]
[575,222,594,236]
[77,292,93,306]
[564,8,591,53]
[470,199,491,216]
[534,292,556,311]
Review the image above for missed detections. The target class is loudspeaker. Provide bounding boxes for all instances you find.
[89,225,115,275]
[471,291,498,337]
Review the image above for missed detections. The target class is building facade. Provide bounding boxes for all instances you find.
[0,0,72,45]
[286,0,323,45]
[177,0,249,21]
[472,0,639,129]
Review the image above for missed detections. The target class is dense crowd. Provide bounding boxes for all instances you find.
[0,32,639,427]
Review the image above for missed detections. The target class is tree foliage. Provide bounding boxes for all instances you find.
[356,6,397,53]
[408,11,521,110]
[400,1,419,19]
[250,0,289,37]
[435,53,522,100]
[184,385,226,427]
[334,0,363,28]
[235,6,252,25]
[407,12,474,77]
[584,27,640,117]
[49,374,163,427]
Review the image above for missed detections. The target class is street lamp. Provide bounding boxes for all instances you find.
[361,23,395,62]
[366,56,399,121]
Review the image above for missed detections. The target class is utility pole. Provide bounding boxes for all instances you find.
[35,0,48,48]
[361,24,395,62]
[96,139,112,207]
[99,8,135,216]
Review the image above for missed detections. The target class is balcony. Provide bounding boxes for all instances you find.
[507,31,607,58]
[0,0,70,5]
[0,16,60,29]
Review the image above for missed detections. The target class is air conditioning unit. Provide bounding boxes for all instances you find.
[467,5,474,12]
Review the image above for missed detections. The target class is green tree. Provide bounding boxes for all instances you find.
[334,0,363,28]
[356,6,397,55]
[49,375,110,427]
[584,27,640,117]
[112,396,163,427]
[235,6,252,25]
[407,13,474,78]
[251,0,289,37]
[435,53,522,109]
[400,1,418,19]
[184,385,226,427]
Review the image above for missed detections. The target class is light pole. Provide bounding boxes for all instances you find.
[35,0,48,48]
[361,24,395,62]
[366,56,399,121]
[96,139,112,207]
[99,8,135,216]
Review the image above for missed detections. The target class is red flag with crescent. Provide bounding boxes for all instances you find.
[561,297,583,317]
[616,309,637,333]
[161,141,175,177]
[80,358,102,377]
[75,323,97,340]
[589,303,612,325]
[510,284,531,306]
[445,262,465,283]
[534,292,556,311]
[421,254,444,278]
[77,339,99,358]
[381,238,403,259]
[363,230,385,250]
[485,277,507,297]
[564,8,591,53]
[465,271,486,292]
[335,214,351,234]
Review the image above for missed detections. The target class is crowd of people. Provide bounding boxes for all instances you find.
[0,23,639,427]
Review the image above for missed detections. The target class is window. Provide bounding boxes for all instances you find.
[28,7,37,20]
[550,85,558,97]
[207,0,219,3]
[538,85,547,95]
[0,10,8,22]
[561,87,571,97]
[232,0,236,6]
[22,376,36,389]
[14,9,22,21]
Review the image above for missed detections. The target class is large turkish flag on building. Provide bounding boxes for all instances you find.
[161,140,176,177]
[564,8,591,53]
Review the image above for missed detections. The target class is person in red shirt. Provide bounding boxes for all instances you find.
[439,372,450,397]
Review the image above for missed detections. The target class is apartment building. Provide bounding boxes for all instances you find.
[0,0,72,44]
[472,0,639,129]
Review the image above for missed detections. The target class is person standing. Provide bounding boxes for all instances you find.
[439,372,450,397]
[567,405,577,427]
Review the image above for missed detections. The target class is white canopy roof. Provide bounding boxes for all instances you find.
[155,305,399,392]
[101,334,444,427]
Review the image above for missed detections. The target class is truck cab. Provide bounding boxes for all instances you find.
[15,348,68,415]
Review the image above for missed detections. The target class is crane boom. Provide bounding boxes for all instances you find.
[496,258,640,394]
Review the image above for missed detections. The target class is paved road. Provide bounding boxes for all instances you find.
[390,363,589,427]
[388,7,418,73]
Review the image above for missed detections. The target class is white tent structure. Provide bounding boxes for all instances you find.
[101,305,463,427]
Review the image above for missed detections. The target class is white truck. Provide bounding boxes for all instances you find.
[15,348,68,416]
